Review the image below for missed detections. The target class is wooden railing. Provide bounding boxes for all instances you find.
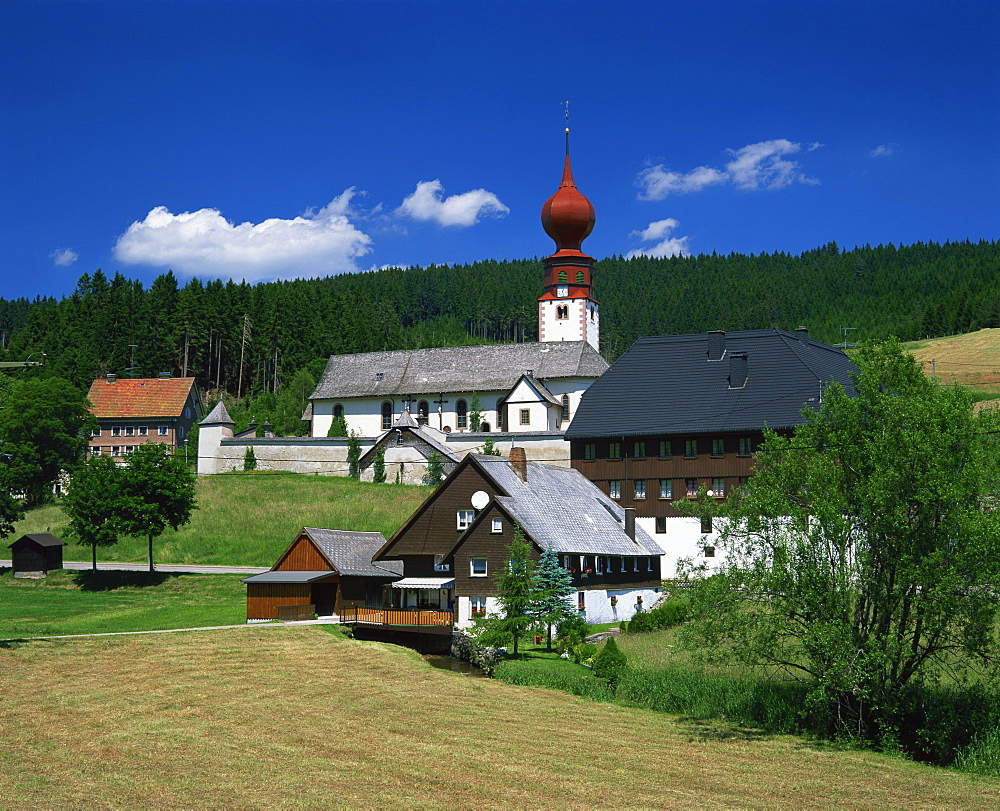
[340,607,455,627]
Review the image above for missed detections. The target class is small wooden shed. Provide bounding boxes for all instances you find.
[8,533,67,578]
[242,528,402,621]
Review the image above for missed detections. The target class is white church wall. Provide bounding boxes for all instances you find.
[444,432,572,467]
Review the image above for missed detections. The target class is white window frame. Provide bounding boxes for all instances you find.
[112,426,122,437]
[457,510,476,531]
[138,426,148,436]
[125,426,135,437]
[91,446,102,456]
[470,596,487,616]
[491,517,503,534]
[158,425,168,436]
[470,558,488,577]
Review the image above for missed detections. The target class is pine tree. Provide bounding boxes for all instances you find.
[424,452,445,486]
[243,446,257,471]
[531,548,576,650]
[347,431,361,479]
[372,446,386,483]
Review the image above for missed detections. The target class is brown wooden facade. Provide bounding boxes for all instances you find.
[245,529,397,620]
[570,431,771,519]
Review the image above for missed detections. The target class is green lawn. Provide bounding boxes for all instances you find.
[11,472,432,566]
[0,569,248,638]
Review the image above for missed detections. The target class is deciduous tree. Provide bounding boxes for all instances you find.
[681,339,1000,742]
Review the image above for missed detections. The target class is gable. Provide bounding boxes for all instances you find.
[273,531,333,572]
[374,457,506,559]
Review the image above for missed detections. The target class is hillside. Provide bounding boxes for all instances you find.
[11,473,432,567]
[906,327,1000,403]
[1,240,996,396]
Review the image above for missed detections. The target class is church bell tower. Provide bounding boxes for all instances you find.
[538,126,600,351]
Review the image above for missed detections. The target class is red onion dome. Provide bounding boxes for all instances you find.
[541,154,595,253]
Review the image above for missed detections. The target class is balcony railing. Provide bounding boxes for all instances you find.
[340,607,455,627]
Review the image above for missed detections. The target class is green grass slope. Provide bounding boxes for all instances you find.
[12,473,432,567]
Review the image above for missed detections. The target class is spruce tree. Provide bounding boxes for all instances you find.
[531,548,576,650]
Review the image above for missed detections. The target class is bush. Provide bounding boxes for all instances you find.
[572,642,597,665]
[557,613,590,640]
[624,598,689,633]
[592,637,627,685]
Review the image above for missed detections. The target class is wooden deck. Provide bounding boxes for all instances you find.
[339,607,455,627]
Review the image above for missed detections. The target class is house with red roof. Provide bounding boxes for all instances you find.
[86,373,202,461]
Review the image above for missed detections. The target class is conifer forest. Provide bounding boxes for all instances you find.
[1,239,997,404]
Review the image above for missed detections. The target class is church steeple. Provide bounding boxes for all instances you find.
[538,121,600,351]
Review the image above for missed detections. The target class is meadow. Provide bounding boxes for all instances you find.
[0,569,247,639]
[2,627,998,808]
[12,472,432,567]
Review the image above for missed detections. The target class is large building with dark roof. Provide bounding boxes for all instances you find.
[565,327,858,571]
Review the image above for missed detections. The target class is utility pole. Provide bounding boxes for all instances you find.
[125,344,139,378]
[237,314,252,399]
[838,326,858,351]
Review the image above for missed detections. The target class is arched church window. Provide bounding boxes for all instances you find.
[381,401,393,430]
[333,404,344,420]
[576,271,585,284]
[556,305,569,320]
[495,399,505,432]
[561,394,570,423]
[557,270,568,284]
[456,399,468,429]
[480,421,491,432]
[417,401,429,426]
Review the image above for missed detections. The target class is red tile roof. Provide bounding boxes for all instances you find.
[87,377,197,420]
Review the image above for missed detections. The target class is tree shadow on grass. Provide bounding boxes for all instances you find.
[676,718,777,744]
[73,570,179,591]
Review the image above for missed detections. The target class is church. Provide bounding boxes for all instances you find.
[198,135,608,479]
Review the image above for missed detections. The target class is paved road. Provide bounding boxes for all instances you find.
[0,560,269,575]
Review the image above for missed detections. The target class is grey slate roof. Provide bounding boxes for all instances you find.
[241,570,337,584]
[310,341,608,400]
[468,456,663,557]
[200,400,235,426]
[303,528,403,577]
[566,329,859,440]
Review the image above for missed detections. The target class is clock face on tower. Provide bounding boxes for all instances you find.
[557,286,568,297]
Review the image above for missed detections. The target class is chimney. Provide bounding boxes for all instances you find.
[624,507,636,540]
[106,373,117,383]
[509,447,528,482]
[729,352,748,388]
[707,331,725,361]
[796,326,809,343]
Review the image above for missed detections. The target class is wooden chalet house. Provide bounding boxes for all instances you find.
[372,448,665,627]
[87,374,202,461]
[242,528,403,621]
[565,328,858,572]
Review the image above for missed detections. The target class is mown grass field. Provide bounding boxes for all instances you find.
[2,628,997,809]
[905,327,1000,403]
[12,472,432,566]
[0,569,247,639]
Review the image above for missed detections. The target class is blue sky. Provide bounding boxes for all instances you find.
[2,0,997,302]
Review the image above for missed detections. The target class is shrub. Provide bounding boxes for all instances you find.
[592,636,627,685]
[243,446,257,471]
[573,642,597,665]
[557,613,590,640]
[624,598,688,633]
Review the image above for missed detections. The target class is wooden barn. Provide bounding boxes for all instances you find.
[8,533,66,578]
[242,528,402,621]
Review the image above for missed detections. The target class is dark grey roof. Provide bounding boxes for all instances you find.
[566,329,858,439]
[469,457,663,557]
[310,341,608,400]
[200,400,234,426]
[303,528,403,577]
[8,533,65,549]
[241,570,337,584]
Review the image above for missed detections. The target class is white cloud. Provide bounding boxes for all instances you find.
[807,142,824,152]
[637,138,819,200]
[397,180,509,227]
[50,248,79,266]
[869,143,898,158]
[636,165,727,200]
[626,218,692,260]
[113,189,373,282]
